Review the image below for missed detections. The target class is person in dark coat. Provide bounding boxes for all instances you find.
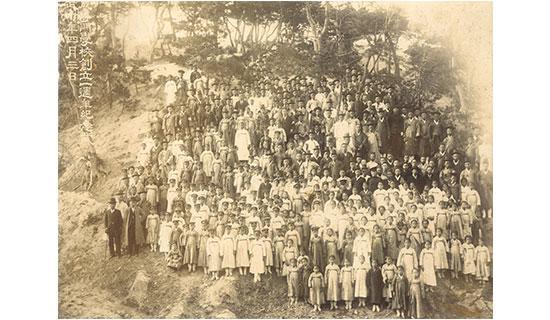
[388,108,404,158]
[376,110,390,155]
[123,197,146,256]
[417,111,432,157]
[104,198,123,258]
[368,259,385,312]
[430,112,444,150]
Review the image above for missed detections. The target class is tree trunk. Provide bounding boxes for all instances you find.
[110,3,117,51]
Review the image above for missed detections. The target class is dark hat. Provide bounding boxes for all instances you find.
[108,198,116,204]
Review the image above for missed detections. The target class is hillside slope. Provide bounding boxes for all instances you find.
[58,88,492,319]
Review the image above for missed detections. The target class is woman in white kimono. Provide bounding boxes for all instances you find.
[234,124,251,162]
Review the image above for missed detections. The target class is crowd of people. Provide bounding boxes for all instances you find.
[103,65,493,317]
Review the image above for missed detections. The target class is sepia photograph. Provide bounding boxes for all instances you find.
[58,1,493,318]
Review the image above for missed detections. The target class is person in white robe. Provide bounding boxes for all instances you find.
[234,124,251,162]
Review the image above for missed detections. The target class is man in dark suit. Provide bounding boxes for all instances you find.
[104,198,123,258]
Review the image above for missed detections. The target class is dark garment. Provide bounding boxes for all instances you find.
[388,113,404,158]
[300,265,312,302]
[392,275,409,310]
[367,176,381,193]
[368,267,385,304]
[127,210,138,256]
[407,173,425,193]
[105,208,123,256]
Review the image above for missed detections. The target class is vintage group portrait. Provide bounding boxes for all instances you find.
[58,1,493,318]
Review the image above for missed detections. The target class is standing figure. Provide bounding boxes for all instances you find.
[419,241,437,291]
[104,198,123,258]
[354,254,369,307]
[392,265,409,318]
[409,268,424,319]
[340,259,354,310]
[475,239,491,284]
[308,265,325,312]
[325,255,341,310]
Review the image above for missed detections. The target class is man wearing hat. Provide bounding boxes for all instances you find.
[123,197,146,256]
[104,198,123,258]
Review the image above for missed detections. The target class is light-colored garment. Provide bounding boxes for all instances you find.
[340,266,354,301]
[325,263,340,301]
[234,129,251,161]
[206,237,222,272]
[354,262,369,298]
[221,235,236,268]
[462,243,476,275]
[419,248,437,286]
[397,247,418,280]
[475,245,491,280]
[158,221,173,253]
[249,239,266,274]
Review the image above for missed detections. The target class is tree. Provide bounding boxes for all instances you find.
[304,2,329,54]
[403,41,455,107]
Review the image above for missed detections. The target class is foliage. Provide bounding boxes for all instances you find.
[403,41,456,106]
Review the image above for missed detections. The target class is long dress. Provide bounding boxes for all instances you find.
[206,236,222,272]
[475,245,491,281]
[340,266,354,302]
[366,131,381,160]
[324,236,340,266]
[391,274,409,311]
[145,185,159,209]
[197,230,209,268]
[409,277,423,318]
[449,211,464,240]
[371,231,385,266]
[308,272,325,305]
[310,236,325,271]
[146,214,160,245]
[249,239,266,275]
[368,267,384,305]
[352,234,371,268]
[325,263,340,302]
[419,248,437,286]
[341,239,354,265]
[300,264,312,302]
[183,229,199,265]
[407,227,423,259]
[449,239,462,272]
[354,261,369,298]
[158,221,173,253]
[385,224,399,261]
[262,237,274,267]
[432,236,449,269]
[462,243,476,275]
[397,247,418,280]
[221,235,236,269]
[435,211,449,239]
[234,129,251,161]
[235,235,251,267]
